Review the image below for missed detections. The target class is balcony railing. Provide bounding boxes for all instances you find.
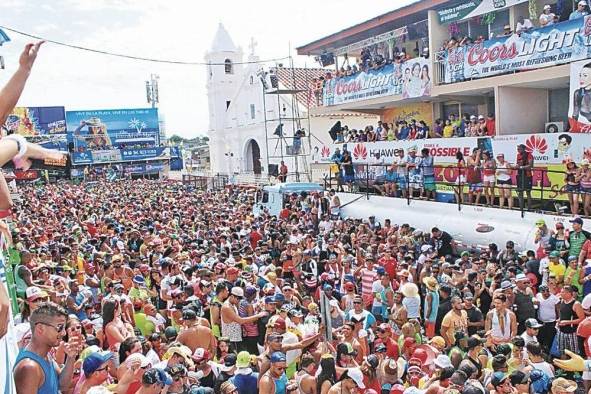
[323,163,591,219]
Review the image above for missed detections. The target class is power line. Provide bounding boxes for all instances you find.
[0,25,290,66]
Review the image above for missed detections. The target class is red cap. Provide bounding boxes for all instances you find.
[390,384,405,394]
[403,337,416,348]
[344,282,355,291]
[191,347,210,362]
[412,348,428,364]
[379,323,391,332]
[226,267,239,276]
[274,318,286,330]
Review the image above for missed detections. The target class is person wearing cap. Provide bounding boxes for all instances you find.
[490,371,513,393]
[177,308,216,355]
[77,351,115,394]
[221,287,266,352]
[66,280,90,321]
[550,377,578,393]
[571,0,589,19]
[138,368,173,394]
[327,367,365,393]
[569,216,590,258]
[129,275,151,302]
[520,318,542,347]
[232,350,259,394]
[539,4,555,26]
[422,276,439,338]
[515,15,533,35]
[259,351,290,394]
[485,294,517,345]
[463,292,484,336]
[213,353,238,393]
[513,274,536,334]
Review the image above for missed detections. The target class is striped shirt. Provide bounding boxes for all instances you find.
[361,268,378,297]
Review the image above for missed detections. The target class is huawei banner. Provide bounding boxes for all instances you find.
[568,59,591,132]
[314,133,591,200]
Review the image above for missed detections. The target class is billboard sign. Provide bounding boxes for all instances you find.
[322,57,432,106]
[437,0,528,24]
[443,17,591,83]
[66,108,160,150]
[568,59,591,132]
[3,106,66,136]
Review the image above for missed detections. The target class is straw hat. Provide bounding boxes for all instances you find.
[422,277,438,291]
[400,282,419,298]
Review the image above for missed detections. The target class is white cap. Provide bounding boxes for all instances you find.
[544,4,551,9]
[433,354,453,368]
[346,368,365,389]
[231,287,244,297]
[125,353,151,368]
[579,1,587,6]
[421,244,433,252]
[470,115,477,120]
[26,286,48,301]
[478,114,485,119]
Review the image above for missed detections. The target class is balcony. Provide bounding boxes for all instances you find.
[433,16,590,86]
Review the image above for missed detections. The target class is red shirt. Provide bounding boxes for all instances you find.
[379,257,398,279]
[581,239,591,260]
[250,230,262,249]
[486,119,496,136]
[377,337,399,359]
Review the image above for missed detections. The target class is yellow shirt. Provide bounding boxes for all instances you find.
[549,261,566,280]
[443,125,454,138]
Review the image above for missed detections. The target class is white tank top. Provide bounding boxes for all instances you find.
[491,309,511,339]
[221,301,242,342]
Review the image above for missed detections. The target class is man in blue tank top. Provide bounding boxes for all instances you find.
[14,302,81,394]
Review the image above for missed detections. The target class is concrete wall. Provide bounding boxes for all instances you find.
[497,86,548,135]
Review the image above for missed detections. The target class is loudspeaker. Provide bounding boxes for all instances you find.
[328,121,342,142]
[268,164,279,177]
[320,53,335,67]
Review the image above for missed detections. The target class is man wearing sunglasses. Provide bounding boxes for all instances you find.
[14,301,81,394]
[77,350,114,394]
[138,367,173,394]
[260,351,290,394]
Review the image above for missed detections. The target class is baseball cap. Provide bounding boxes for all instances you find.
[544,4,551,10]
[430,336,446,348]
[142,368,173,386]
[236,351,251,368]
[270,351,286,363]
[264,296,276,304]
[125,353,151,368]
[509,370,529,386]
[466,335,485,349]
[164,326,178,340]
[570,217,584,225]
[230,287,244,298]
[579,0,587,6]
[491,371,508,387]
[226,267,239,276]
[192,347,211,363]
[346,368,365,389]
[535,219,546,227]
[83,351,113,377]
[220,353,237,372]
[132,275,145,286]
[433,354,452,368]
[525,318,542,329]
[26,287,48,301]
[274,317,287,330]
[181,309,197,321]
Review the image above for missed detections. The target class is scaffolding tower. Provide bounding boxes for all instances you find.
[261,58,312,182]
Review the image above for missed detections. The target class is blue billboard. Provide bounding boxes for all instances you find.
[66,108,160,150]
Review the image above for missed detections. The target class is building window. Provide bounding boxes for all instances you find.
[226,100,231,110]
[224,59,233,74]
[250,75,254,85]
[250,104,256,119]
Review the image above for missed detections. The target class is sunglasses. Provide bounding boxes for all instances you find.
[353,301,362,304]
[37,321,66,333]
[95,366,109,372]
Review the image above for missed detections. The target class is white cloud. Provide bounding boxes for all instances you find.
[0,0,415,138]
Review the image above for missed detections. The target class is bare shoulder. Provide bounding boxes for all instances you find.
[14,359,43,389]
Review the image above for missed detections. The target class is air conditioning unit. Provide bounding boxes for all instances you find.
[545,121,564,133]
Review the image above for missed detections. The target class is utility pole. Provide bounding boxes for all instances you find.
[145,74,159,108]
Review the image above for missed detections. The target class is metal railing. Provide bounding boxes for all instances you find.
[323,163,591,218]
[181,173,229,191]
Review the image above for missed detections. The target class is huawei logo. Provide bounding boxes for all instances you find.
[525,135,548,155]
[353,144,367,160]
[321,146,330,158]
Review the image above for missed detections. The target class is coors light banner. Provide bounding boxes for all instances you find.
[444,16,591,82]
[322,57,432,106]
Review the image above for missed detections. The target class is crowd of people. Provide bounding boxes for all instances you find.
[8,176,591,394]
[329,113,495,144]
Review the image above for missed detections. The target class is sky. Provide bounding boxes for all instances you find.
[0,0,416,138]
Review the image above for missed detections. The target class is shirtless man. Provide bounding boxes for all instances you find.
[177,309,216,355]
[485,294,517,346]
[340,323,364,363]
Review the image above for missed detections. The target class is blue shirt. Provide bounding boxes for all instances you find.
[232,371,259,394]
[398,127,410,140]
[420,155,435,176]
[14,349,59,394]
[570,10,588,19]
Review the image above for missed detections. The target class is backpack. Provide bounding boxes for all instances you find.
[529,369,551,394]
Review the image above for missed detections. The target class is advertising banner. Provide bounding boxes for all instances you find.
[66,108,160,150]
[322,57,432,106]
[3,106,66,136]
[442,47,466,84]
[314,133,591,200]
[437,0,528,24]
[382,102,434,126]
[568,59,591,132]
[121,147,170,161]
[444,17,591,83]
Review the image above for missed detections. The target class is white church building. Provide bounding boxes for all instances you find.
[205,23,377,180]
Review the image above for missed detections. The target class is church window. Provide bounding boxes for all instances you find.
[224,59,233,74]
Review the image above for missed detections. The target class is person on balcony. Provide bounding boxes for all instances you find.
[495,153,514,210]
[515,144,534,211]
[466,148,483,205]
[564,160,581,215]
[443,119,454,138]
[539,5,556,27]
[579,159,591,216]
[570,1,589,20]
[516,16,534,35]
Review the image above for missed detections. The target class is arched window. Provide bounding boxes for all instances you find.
[224,59,233,74]
[250,75,254,85]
